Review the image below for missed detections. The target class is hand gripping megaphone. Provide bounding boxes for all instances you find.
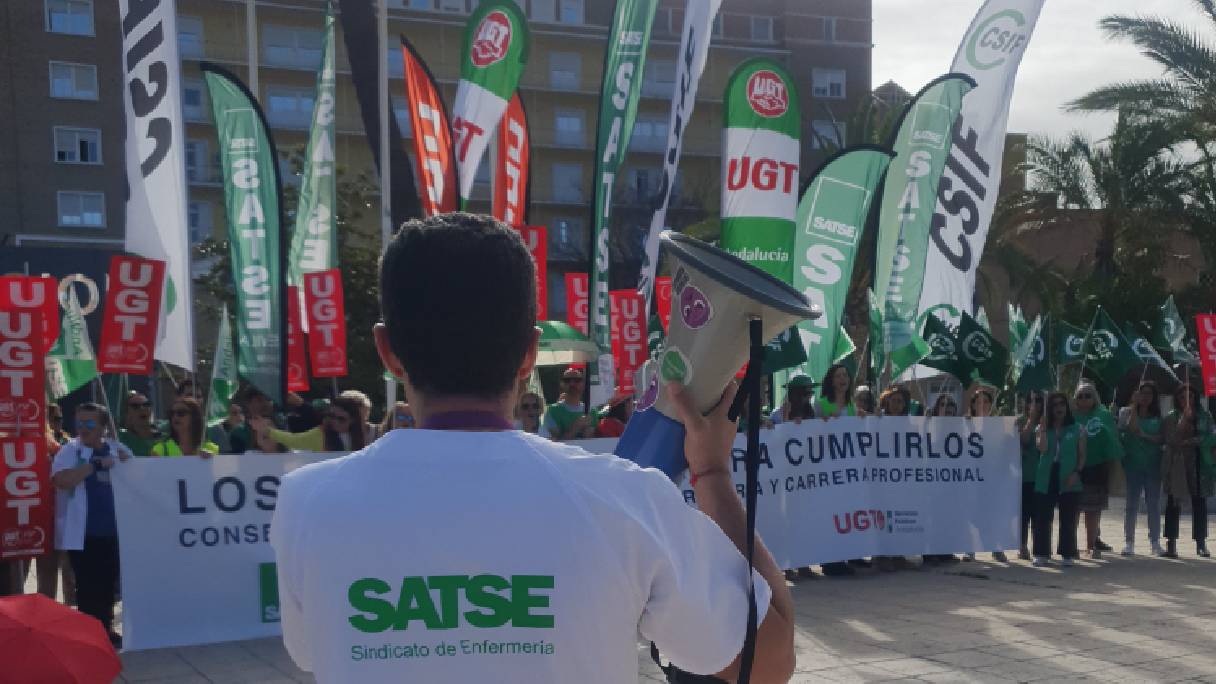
[616,231,819,478]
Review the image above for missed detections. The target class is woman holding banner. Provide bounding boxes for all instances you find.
[1118,381,1165,557]
[966,387,1008,563]
[819,364,865,576]
[925,391,962,565]
[150,398,217,458]
[1161,384,1213,558]
[1073,383,1122,559]
[1032,392,1087,567]
[1017,394,1045,560]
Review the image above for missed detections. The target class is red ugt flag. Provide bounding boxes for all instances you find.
[97,255,165,375]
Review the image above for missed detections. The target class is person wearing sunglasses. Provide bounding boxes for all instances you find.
[380,401,416,434]
[540,367,596,441]
[1032,391,1088,567]
[118,391,162,457]
[1072,382,1122,559]
[252,396,368,453]
[963,387,1009,563]
[514,392,542,434]
[1017,393,1046,560]
[1161,383,1214,558]
[1118,381,1165,556]
[50,403,133,648]
[150,398,217,458]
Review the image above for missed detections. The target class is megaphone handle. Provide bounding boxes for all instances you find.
[737,317,764,684]
[727,376,752,423]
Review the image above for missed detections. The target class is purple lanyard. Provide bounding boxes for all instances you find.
[422,411,514,431]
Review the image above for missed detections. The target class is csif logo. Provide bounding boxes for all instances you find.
[928,333,955,361]
[470,10,512,67]
[745,70,788,117]
[966,9,1029,71]
[1065,335,1085,358]
[962,331,992,362]
[833,510,891,534]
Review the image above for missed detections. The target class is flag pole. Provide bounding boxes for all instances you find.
[378,0,397,412]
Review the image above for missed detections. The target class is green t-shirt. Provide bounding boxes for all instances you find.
[1073,406,1123,467]
[1120,414,1163,474]
[1035,424,1083,495]
[543,402,587,439]
[1016,417,1038,483]
[119,428,161,457]
[817,397,855,419]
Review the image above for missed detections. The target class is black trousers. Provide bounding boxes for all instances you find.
[1032,464,1080,558]
[69,535,120,633]
[1164,496,1208,542]
[1021,481,1036,548]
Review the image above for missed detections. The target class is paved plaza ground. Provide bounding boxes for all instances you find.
[29,496,1216,683]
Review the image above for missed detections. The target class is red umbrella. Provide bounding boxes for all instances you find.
[0,594,122,684]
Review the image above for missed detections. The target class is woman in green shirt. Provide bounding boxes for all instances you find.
[818,363,860,577]
[1032,392,1088,567]
[1073,382,1122,559]
[1016,393,1044,560]
[150,398,217,458]
[1117,381,1164,556]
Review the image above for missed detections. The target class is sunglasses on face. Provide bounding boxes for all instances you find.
[128,401,151,410]
[1076,394,1095,400]
[1051,401,1068,408]
[561,377,583,385]
[80,419,98,430]
[171,409,190,418]
[328,414,350,423]
[521,402,541,410]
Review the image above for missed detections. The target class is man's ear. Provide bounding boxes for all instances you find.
[518,326,541,382]
[374,323,406,381]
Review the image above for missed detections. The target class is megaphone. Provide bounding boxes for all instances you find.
[616,231,819,478]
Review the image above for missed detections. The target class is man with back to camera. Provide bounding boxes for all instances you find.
[270,213,795,683]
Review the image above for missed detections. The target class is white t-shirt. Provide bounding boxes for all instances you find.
[270,429,770,683]
[50,438,133,551]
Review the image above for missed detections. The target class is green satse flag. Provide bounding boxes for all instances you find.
[46,287,96,400]
[588,0,658,406]
[1055,319,1088,366]
[1085,307,1142,389]
[874,74,975,324]
[204,64,285,404]
[1157,295,1199,365]
[205,306,239,427]
[868,289,885,383]
[792,146,892,381]
[452,1,529,204]
[921,312,970,383]
[958,310,1008,387]
[1014,314,1053,393]
[288,3,336,290]
[720,58,801,282]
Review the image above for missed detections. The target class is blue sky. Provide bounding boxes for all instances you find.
[872,0,1208,141]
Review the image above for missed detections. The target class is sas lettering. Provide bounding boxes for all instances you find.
[347,575,555,633]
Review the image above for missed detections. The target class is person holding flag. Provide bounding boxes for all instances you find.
[1161,383,1213,558]
[1032,392,1088,568]
[1072,382,1123,559]
[1017,393,1045,560]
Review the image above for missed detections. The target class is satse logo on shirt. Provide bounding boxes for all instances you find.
[347,574,555,633]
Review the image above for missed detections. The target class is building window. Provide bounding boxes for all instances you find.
[406,0,432,8]
[178,16,204,58]
[629,116,666,153]
[57,191,105,228]
[531,0,556,22]
[387,46,405,79]
[182,80,207,122]
[655,8,676,36]
[474,156,490,185]
[628,168,656,203]
[54,127,101,164]
[552,162,583,202]
[49,61,97,100]
[554,109,585,147]
[46,0,93,36]
[184,139,212,183]
[642,58,674,97]
[812,68,846,99]
[437,0,466,11]
[391,96,413,136]
[550,218,587,260]
[750,16,774,43]
[187,201,213,244]
[712,14,724,39]
[263,24,323,68]
[811,120,846,150]
[266,87,315,129]
[549,51,580,89]
[824,17,837,42]
[558,0,583,25]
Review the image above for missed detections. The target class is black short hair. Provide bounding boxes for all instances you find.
[380,213,536,398]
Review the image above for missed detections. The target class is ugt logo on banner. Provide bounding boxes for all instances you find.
[610,290,645,393]
[0,275,60,354]
[565,273,588,335]
[1,436,52,560]
[303,269,347,377]
[285,285,309,392]
[0,301,45,434]
[1198,314,1216,397]
[98,255,166,375]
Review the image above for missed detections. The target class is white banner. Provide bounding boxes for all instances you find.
[113,418,1018,649]
[916,0,1045,324]
[636,0,722,307]
[119,0,194,370]
[113,453,328,651]
[720,128,799,221]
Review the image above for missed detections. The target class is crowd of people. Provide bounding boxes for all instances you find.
[3,351,1213,648]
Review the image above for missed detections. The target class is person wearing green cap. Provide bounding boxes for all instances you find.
[770,375,816,425]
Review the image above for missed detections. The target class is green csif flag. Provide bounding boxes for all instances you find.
[1123,321,1176,379]
[1055,319,1088,366]
[874,74,975,330]
[288,3,337,289]
[920,312,969,384]
[957,310,1008,387]
[720,58,801,282]
[46,288,96,400]
[1157,295,1199,365]
[1014,314,1053,393]
[1085,307,1142,389]
[205,306,239,427]
[793,146,893,381]
[452,1,530,205]
[588,0,658,406]
[204,63,285,404]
